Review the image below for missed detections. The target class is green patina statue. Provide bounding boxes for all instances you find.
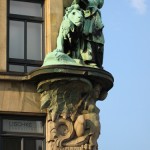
[56,4,83,57]
[72,0,104,67]
[43,0,104,68]
[43,4,84,67]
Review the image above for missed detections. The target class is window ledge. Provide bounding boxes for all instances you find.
[0,72,28,81]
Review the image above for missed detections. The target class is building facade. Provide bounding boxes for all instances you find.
[0,0,72,150]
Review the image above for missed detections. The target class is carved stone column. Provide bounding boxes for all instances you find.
[34,65,113,150]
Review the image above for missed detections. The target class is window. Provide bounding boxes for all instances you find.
[0,115,45,150]
[7,0,44,73]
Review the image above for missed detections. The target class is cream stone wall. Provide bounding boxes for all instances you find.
[46,0,63,53]
[0,0,7,72]
[0,80,43,113]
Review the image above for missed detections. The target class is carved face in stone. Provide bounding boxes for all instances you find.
[68,9,83,27]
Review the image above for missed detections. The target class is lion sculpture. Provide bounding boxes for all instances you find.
[56,4,84,59]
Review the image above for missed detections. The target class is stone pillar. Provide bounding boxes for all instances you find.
[35,66,113,150]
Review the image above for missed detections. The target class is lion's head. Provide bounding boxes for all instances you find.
[65,4,83,27]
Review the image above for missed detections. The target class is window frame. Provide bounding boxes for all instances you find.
[7,0,45,73]
[0,114,46,150]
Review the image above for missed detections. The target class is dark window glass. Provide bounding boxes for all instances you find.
[3,137,21,150]
[8,0,44,73]
[9,64,24,72]
[27,22,43,61]
[24,139,43,150]
[2,138,43,150]
[9,20,24,59]
[10,0,42,17]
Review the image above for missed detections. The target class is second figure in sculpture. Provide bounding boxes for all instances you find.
[72,0,105,67]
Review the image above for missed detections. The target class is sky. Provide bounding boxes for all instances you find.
[97,0,150,149]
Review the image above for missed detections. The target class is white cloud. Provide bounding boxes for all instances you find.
[130,0,147,14]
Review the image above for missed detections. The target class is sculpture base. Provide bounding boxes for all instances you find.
[31,65,113,150]
[30,65,113,92]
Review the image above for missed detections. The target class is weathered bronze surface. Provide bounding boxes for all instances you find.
[44,0,105,68]
[72,0,104,67]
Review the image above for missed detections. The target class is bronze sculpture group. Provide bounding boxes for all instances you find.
[43,0,104,68]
